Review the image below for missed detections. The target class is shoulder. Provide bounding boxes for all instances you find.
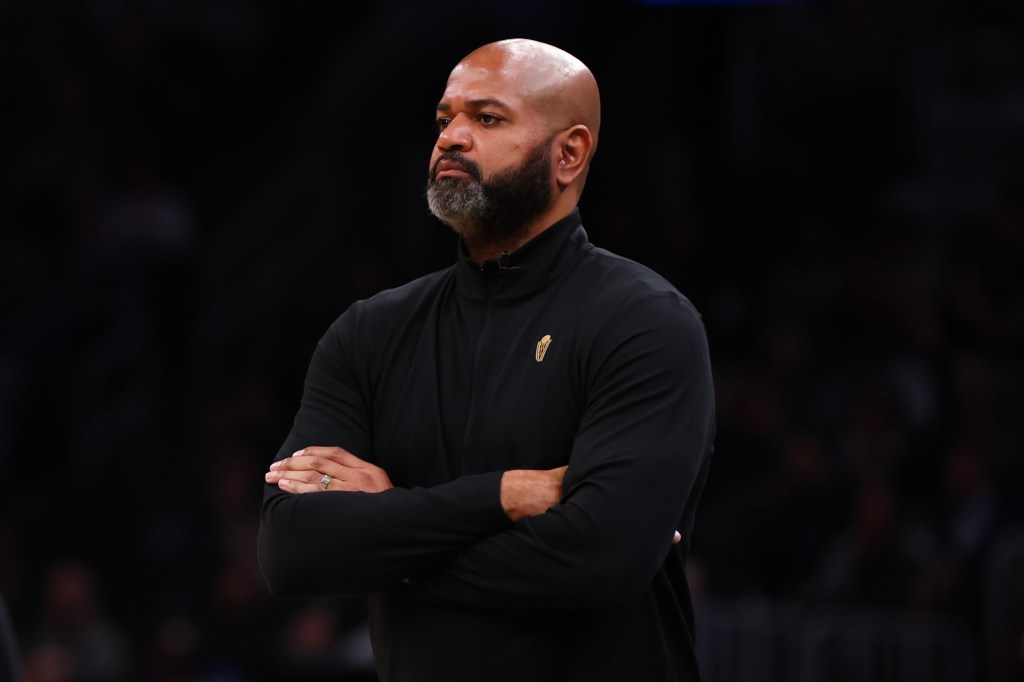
[563,247,714,410]
[320,266,454,354]
[335,267,451,325]
[357,266,453,315]
[565,246,711,377]
[576,245,704,330]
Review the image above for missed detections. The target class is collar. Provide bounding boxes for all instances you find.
[454,209,590,304]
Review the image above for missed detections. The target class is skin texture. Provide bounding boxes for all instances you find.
[265,447,393,494]
[264,445,568,523]
[429,38,600,263]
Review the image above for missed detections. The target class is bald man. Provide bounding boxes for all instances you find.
[259,39,715,682]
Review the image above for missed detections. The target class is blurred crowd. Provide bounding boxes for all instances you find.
[1,1,1022,681]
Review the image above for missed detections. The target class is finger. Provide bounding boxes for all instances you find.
[326,477,369,492]
[268,448,392,493]
[274,451,349,475]
[272,458,371,488]
[672,531,682,545]
[272,470,387,494]
[294,446,372,468]
[274,455,322,472]
[277,478,312,495]
[269,459,380,495]
[276,468,334,495]
[265,467,330,488]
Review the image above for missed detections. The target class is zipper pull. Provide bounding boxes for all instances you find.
[497,251,520,271]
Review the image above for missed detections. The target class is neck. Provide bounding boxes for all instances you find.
[463,204,576,265]
[466,240,523,266]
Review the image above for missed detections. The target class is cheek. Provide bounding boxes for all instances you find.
[480,145,521,177]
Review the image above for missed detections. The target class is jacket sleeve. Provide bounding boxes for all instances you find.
[257,305,511,599]
[407,294,716,610]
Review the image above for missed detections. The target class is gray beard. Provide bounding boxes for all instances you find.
[426,178,493,243]
[426,137,554,252]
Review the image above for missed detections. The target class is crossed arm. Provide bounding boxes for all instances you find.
[266,449,681,551]
[265,447,568,522]
[258,295,711,607]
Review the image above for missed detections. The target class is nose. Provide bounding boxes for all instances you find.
[437,114,472,152]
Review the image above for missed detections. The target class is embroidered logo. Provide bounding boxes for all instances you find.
[535,334,553,362]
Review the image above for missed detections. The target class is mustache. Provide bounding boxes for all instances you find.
[429,151,482,183]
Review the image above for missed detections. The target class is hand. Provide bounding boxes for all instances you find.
[500,466,568,522]
[265,446,393,495]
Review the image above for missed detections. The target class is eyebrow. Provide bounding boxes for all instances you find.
[436,98,512,113]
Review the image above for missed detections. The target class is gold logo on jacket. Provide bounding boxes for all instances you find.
[535,335,553,362]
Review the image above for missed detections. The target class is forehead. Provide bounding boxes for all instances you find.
[439,55,532,111]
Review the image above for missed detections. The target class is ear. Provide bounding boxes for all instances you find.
[553,125,594,189]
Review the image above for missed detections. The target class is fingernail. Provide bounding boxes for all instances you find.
[293,449,305,457]
[279,479,291,488]
[264,471,276,481]
[269,461,280,470]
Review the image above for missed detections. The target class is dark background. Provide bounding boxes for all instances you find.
[2,1,1023,680]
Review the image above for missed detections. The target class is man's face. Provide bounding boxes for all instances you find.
[426,55,556,249]
[426,136,553,249]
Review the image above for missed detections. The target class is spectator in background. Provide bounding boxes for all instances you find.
[21,561,130,682]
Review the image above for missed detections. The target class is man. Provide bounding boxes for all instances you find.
[259,38,715,681]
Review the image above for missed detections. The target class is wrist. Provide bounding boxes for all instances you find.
[499,467,566,523]
[499,470,524,522]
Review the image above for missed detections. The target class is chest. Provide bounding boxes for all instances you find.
[370,287,590,486]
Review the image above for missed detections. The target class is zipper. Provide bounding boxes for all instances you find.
[461,269,494,473]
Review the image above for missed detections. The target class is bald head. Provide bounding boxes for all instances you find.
[429,39,601,261]
[453,39,601,151]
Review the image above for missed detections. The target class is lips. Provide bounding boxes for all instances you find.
[435,159,471,179]
[431,154,480,183]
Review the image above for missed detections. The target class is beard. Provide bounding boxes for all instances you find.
[426,137,554,251]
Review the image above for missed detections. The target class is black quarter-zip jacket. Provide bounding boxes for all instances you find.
[259,209,716,681]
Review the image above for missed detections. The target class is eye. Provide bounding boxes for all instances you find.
[436,117,452,132]
[478,113,501,126]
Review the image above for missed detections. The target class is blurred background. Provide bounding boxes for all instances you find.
[2,0,1023,680]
